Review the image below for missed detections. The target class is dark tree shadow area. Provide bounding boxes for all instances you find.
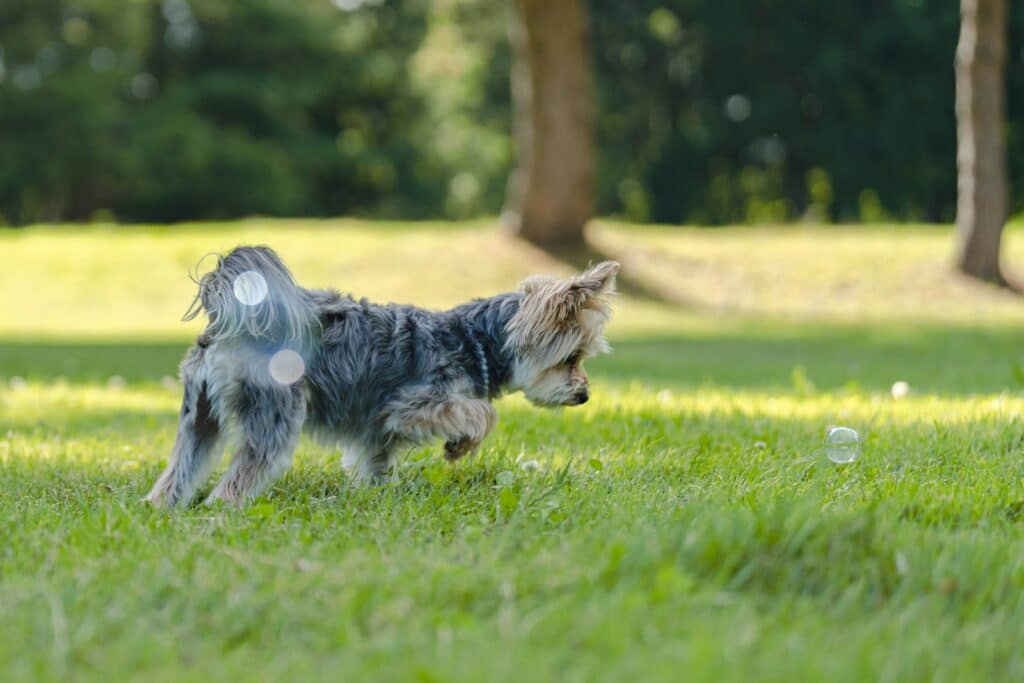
[2,321,1023,395]
[0,340,189,384]
[601,324,1024,394]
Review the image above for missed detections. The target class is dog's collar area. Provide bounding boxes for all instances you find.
[469,332,490,398]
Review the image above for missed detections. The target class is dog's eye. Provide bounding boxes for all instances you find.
[564,352,581,367]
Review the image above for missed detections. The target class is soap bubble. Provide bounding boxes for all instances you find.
[233,270,268,306]
[269,349,305,385]
[826,426,859,464]
[891,381,910,399]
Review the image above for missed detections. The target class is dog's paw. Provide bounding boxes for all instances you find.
[142,489,178,510]
[141,493,165,508]
[444,436,477,462]
[142,480,172,506]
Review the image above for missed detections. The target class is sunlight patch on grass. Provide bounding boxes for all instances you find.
[4,218,1024,340]
[5,383,1022,472]
[591,221,1024,323]
[0,219,575,338]
[3,383,177,425]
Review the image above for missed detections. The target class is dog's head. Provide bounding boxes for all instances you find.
[504,261,619,407]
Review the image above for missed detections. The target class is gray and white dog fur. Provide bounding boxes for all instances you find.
[145,245,619,508]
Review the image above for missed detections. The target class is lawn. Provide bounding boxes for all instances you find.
[3,219,1024,682]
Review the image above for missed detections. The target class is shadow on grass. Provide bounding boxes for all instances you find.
[1,321,1023,393]
[603,324,1024,394]
[0,340,189,383]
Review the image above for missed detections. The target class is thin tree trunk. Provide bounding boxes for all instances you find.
[955,0,1008,284]
[504,0,593,248]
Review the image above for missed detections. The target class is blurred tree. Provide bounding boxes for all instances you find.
[955,0,1008,284]
[589,1,967,225]
[3,1,1024,228]
[408,0,512,220]
[0,0,431,224]
[503,0,593,247]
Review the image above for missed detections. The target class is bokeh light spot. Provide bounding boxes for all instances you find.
[233,270,268,306]
[89,47,116,73]
[269,350,305,385]
[724,94,751,122]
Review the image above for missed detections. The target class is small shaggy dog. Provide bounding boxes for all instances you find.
[145,246,618,507]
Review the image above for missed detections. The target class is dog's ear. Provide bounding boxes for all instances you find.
[508,263,619,352]
[566,261,618,331]
[536,262,620,325]
[571,261,619,297]
[519,274,558,295]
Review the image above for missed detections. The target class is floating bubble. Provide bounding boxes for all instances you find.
[519,459,541,472]
[826,426,859,464]
[891,380,910,399]
[233,270,268,306]
[269,350,305,385]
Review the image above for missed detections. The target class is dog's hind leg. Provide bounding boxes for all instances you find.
[340,441,397,485]
[205,381,306,507]
[145,347,223,508]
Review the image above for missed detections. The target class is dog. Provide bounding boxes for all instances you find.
[144,245,618,507]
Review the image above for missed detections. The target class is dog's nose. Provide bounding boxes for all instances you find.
[574,388,589,404]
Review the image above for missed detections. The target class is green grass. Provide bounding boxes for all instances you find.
[4,219,1024,681]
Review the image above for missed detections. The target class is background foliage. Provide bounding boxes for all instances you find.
[1,0,1023,225]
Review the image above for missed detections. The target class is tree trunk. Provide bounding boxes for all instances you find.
[504,0,593,248]
[955,0,1008,284]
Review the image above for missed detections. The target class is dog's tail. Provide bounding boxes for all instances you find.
[183,245,317,344]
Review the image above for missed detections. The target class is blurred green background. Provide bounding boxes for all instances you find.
[2,0,1023,227]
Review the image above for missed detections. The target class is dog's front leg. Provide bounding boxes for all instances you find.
[439,396,497,461]
[385,391,497,462]
[444,434,479,461]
